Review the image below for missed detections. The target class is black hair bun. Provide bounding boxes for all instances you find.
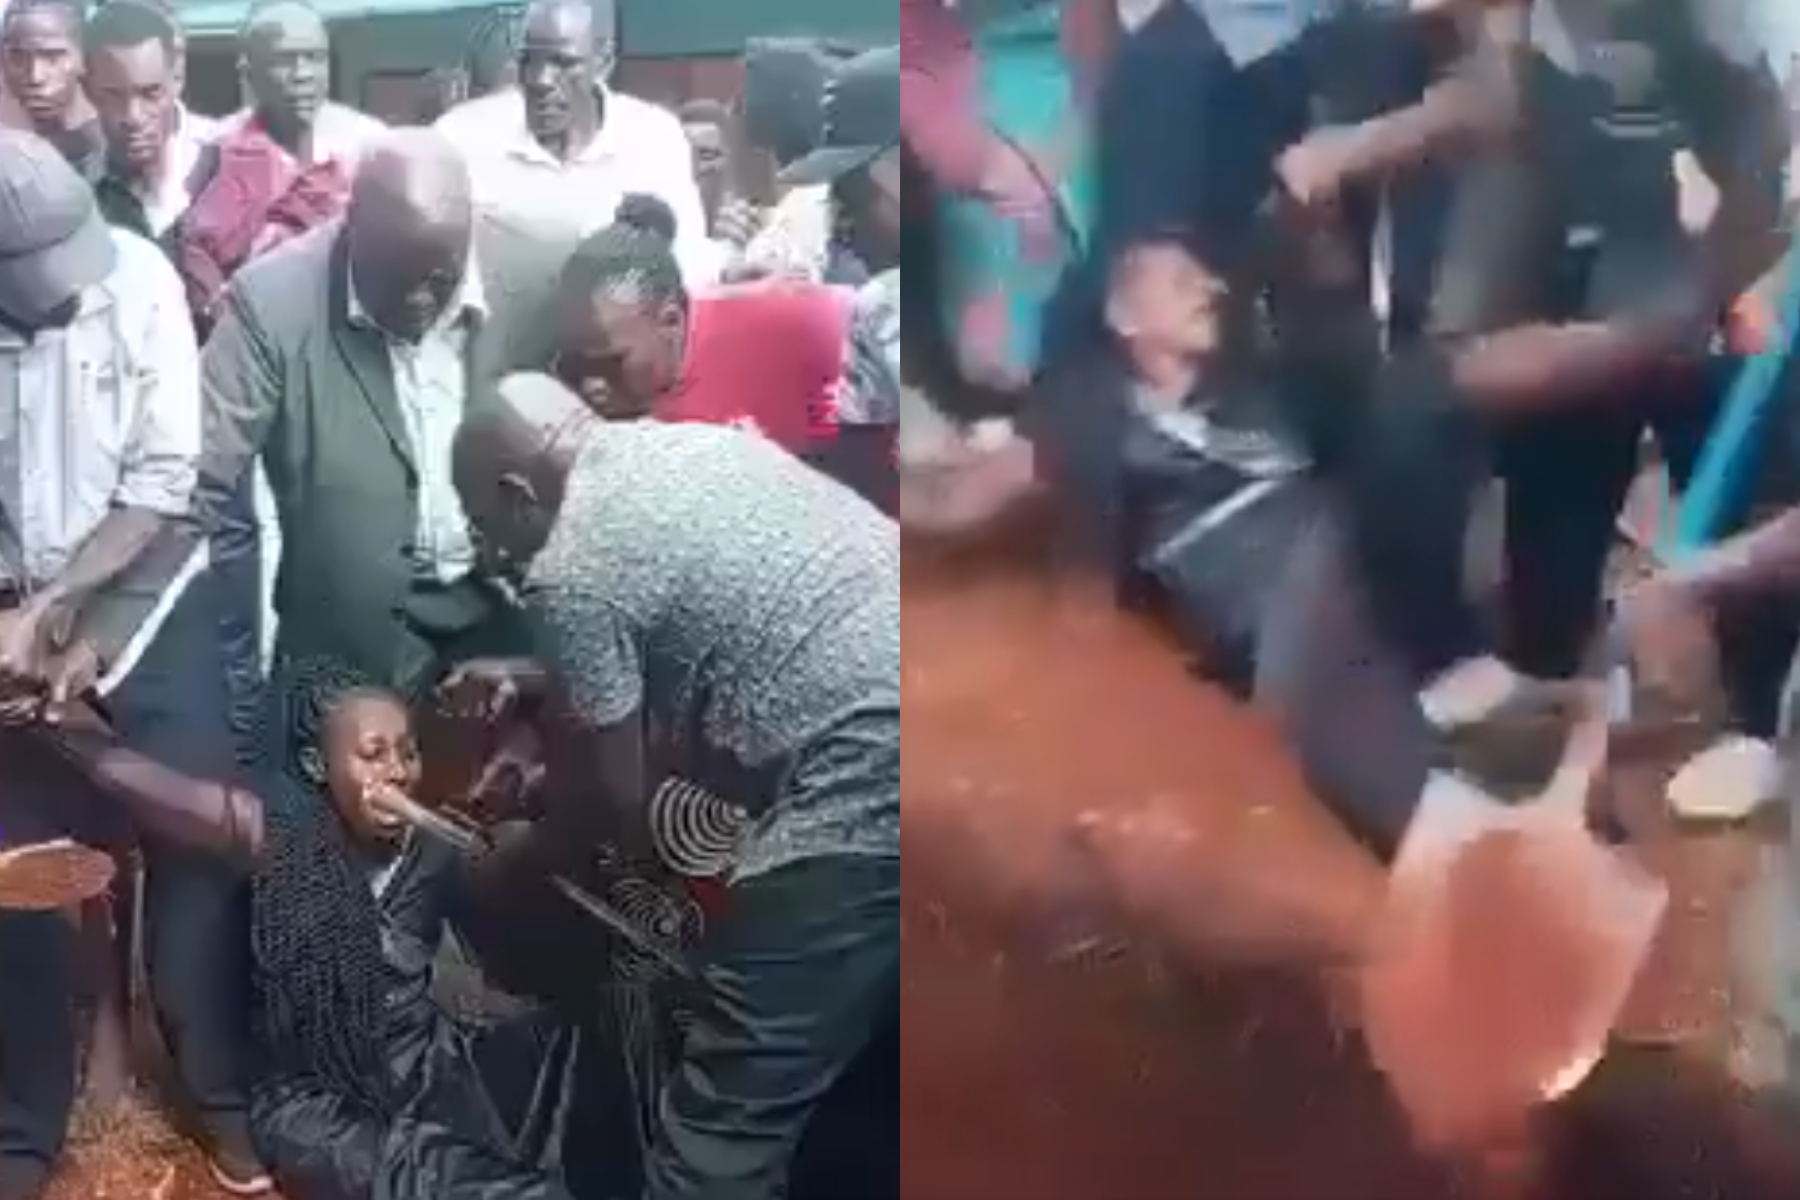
[614,193,679,244]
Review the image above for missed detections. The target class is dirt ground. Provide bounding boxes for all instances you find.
[902,516,1800,1200]
[44,1095,279,1200]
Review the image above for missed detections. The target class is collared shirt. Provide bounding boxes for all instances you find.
[217,102,387,171]
[526,421,899,878]
[175,104,222,146]
[845,270,901,426]
[91,117,214,245]
[738,184,835,282]
[434,86,715,287]
[0,229,206,687]
[345,260,485,583]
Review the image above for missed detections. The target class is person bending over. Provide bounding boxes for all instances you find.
[447,374,898,1200]
[1307,0,1794,773]
[549,219,856,465]
[246,657,578,1200]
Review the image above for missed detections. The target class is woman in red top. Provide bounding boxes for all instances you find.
[549,215,899,503]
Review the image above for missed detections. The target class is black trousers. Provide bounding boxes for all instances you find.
[1495,365,1800,735]
[0,578,249,1200]
[641,854,899,1200]
[1336,48,1780,695]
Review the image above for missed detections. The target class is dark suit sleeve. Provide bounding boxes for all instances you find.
[199,283,283,522]
[200,283,285,760]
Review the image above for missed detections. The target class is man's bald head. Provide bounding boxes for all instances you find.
[346,129,476,341]
[350,128,473,230]
[454,374,597,569]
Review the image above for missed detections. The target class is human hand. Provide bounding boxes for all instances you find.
[437,658,546,723]
[37,637,105,728]
[0,603,54,726]
[1610,575,1722,718]
[715,198,766,249]
[465,819,545,900]
[1274,127,1362,215]
[463,722,549,824]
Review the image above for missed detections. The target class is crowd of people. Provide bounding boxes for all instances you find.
[3,0,1800,1193]
[897,0,1800,1130]
[0,1,898,1198]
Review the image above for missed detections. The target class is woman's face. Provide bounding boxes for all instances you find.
[554,288,683,419]
[319,692,421,849]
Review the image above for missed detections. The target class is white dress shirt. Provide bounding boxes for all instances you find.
[126,111,216,236]
[346,260,484,583]
[0,229,206,689]
[435,86,715,287]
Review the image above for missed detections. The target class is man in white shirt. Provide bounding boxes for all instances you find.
[0,129,263,1200]
[434,0,713,286]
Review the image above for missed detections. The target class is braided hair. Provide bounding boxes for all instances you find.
[558,218,687,313]
[248,657,404,1116]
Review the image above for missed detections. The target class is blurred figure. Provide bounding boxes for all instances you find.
[677,97,731,233]
[182,0,383,325]
[729,37,862,284]
[416,66,467,124]
[462,6,520,100]
[0,127,255,1200]
[551,217,852,458]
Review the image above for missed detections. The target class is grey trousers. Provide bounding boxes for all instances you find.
[1253,514,1435,860]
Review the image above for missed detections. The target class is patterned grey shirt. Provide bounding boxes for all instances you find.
[843,270,901,426]
[525,421,900,878]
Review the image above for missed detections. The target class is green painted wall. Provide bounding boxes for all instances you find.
[177,0,897,56]
[622,0,895,57]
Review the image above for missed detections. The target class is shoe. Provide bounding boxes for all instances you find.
[204,1117,273,1196]
[1430,680,1581,800]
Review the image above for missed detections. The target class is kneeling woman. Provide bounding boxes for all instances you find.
[247,658,578,1200]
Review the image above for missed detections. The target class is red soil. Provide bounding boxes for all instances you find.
[901,526,1800,1200]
